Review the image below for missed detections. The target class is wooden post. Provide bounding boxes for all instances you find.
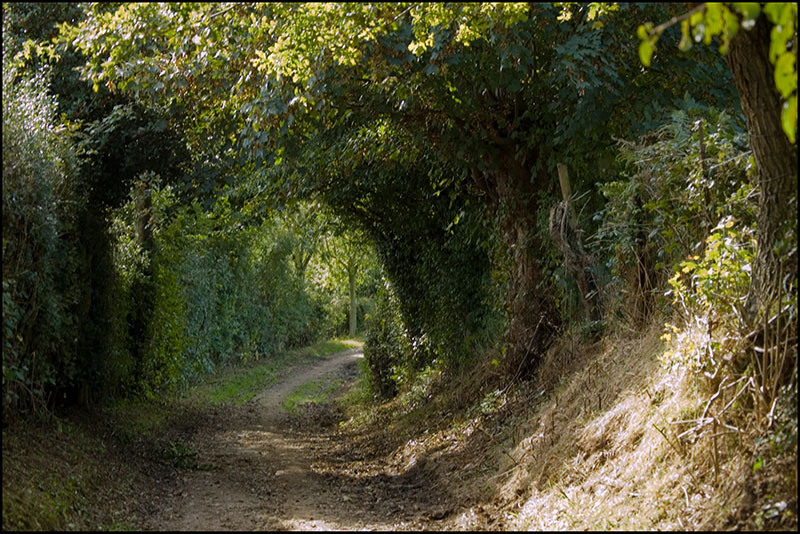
[134,181,153,249]
[549,163,601,322]
[557,163,578,229]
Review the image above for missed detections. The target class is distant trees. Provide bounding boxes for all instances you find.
[2,3,370,417]
[317,223,373,338]
[283,203,381,339]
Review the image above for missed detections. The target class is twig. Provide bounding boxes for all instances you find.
[719,422,741,433]
[390,3,418,25]
[558,486,574,505]
[480,427,519,467]
[205,3,236,21]
[654,423,702,489]
[712,418,719,483]
[654,423,682,455]
[700,376,728,423]
[651,4,707,36]
[718,376,751,417]
[487,465,516,481]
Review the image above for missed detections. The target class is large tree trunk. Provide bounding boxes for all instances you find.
[482,144,559,377]
[725,13,798,321]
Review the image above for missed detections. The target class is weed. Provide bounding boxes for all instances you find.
[106,397,169,442]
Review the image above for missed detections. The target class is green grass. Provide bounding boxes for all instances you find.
[2,419,101,531]
[193,337,362,406]
[290,338,363,359]
[2,338,363,532]
[339,358,374,406]
[283,377,344,413]
[99,338,363,441]
[204,363,278,406]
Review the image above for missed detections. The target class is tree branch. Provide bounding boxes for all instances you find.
[652,3,707,36]
[205,3,236,22]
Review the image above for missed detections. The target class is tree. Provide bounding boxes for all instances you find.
[278,201,326,283]
[318,223,372,337]
[727,12,798,321]
[638,2,798,322]
[62,2,736,375]
[2,36,83,417]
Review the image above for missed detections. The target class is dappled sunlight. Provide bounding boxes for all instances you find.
[4,2,795,531]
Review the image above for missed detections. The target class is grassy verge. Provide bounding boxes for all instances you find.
[2,415,140,531]
[106,337,363,441]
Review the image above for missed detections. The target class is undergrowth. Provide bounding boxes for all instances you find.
[340,313,796,530]
[2,416,140,531]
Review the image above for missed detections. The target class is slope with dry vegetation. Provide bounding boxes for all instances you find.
[331,318,796,530]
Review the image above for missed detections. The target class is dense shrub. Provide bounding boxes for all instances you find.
[362,280,408,399]
[337,161,505,396]
[2,52,83,418]
[592,108,754,323]
[597,106,796,428]
[107,189,334,397]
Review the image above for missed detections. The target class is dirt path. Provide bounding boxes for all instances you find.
[144,349,453,531]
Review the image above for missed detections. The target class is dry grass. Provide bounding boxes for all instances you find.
[347,315,796,530]
[477,318,797,531]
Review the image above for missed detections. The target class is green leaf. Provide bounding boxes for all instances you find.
[639,39,655,67]
[704,3,723,44]
[732,2,761,24]
[720,9,740,53]
[768,9,795,64]
[689,10,705,27]
[763,2,793,26]
[774,51,797,98]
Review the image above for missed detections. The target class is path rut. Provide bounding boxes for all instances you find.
[144,349,450,531]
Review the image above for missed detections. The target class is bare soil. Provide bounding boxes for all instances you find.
[144,349,456,531]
